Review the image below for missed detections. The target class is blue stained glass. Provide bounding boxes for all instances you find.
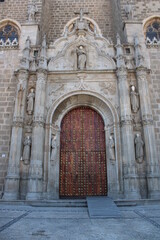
[147,32,157,41]
[0,24,18,45]
[152,22,160,30]
[4,25,12,33]
[146,20,160,42]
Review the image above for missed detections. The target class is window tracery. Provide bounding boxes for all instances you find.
[0,23,19,47]
[145,18,160,46]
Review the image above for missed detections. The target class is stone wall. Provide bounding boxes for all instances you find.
[0,0,43,24]
[149,47,160,155]
[48,0,114,43]
[0,49,19,194]
[120,0,160,21]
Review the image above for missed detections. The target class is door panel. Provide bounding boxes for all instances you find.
[60,107,107,198]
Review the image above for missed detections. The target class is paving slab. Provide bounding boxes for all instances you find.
[0,204,160,240]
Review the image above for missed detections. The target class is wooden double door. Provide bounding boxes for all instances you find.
[60,106,107,198]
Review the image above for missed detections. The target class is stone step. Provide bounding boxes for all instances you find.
[0,200,87,207]
[115,199,160,207]
[87,197,122,219]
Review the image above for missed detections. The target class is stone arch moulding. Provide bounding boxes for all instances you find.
[143,15,160,29]
[0,18,21,31]
[44,91,123,200]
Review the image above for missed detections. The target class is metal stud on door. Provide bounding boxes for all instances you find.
[60,107,107,198]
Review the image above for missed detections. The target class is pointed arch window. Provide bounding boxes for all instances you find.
[145,18,160,46]
[0,23,19,47]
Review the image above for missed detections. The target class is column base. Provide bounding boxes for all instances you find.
[3,176,20,200]
[124,176,141,200]
[26,177,43,200]
[148,191,160,200]
[147,176,160,199]
[3,192,19,201]
[26,192,42,200]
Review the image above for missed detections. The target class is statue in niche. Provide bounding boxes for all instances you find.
[130,86,140,113]
[77,46,87,70]
[109,135,116,161]
[28,1,38,22]
[22,136,32,165]
[51,135,57,163]
[135,134,144,163]
[124,5,133,20]
[17,83,25,114]
[27,89,35,115]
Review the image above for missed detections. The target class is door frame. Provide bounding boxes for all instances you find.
[44,92,122,200]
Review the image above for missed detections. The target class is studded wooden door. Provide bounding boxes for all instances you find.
[60,107,107,198]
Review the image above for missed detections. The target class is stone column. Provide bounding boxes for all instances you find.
[116,35,140,199]
[3,38,31,200]
[27,35,47,200]
[3,70,29,200]
[135,37,160,199]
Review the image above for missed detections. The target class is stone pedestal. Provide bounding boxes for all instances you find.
[136,68,160,199]
[3,70,29,200]
[26,69,47,200]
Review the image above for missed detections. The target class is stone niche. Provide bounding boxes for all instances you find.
[48,16,116,71]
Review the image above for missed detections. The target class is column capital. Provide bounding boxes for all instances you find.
[121,115,133,126]
[36,68,48,75]
[142,114,154,126]
[136,67,148,78]
[33,115,45,128]
[116,67,128,80]
[12,117,24,127]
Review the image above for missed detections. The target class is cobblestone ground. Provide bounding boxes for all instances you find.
[0,204,160,240]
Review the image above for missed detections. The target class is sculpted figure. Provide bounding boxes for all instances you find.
[77,46,87,70]
[27,89,35,115]
[28,2,38,22]
[51,136,57,162]
[130,86,140,113]
[22,136,32,165]
[109,135,116,161]
[135,134,144,163]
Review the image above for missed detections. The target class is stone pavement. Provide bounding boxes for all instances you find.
[0,203,160,240]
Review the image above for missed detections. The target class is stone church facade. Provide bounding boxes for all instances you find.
[0,0,160,200]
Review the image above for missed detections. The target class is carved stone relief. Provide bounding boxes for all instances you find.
[48,16,115,71]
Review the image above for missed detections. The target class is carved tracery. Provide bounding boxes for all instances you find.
[0,23,19,47]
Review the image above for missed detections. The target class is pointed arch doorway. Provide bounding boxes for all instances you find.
[60,106,107,198]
